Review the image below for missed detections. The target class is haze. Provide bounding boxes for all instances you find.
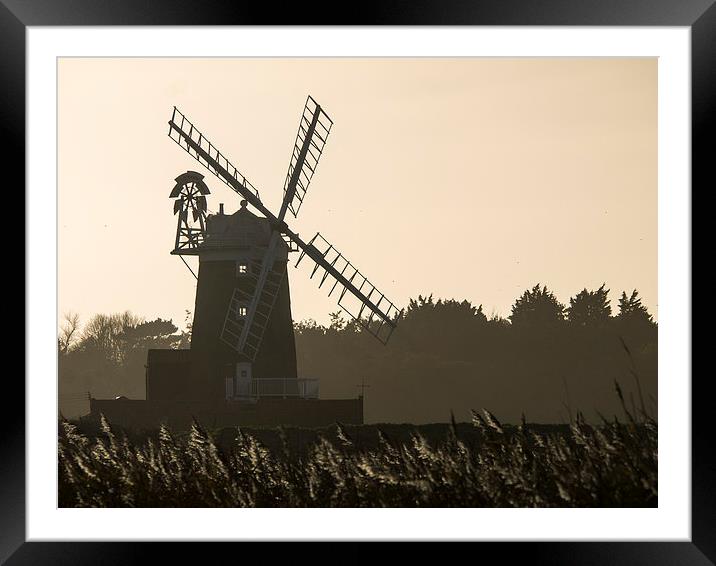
[58,57,656,329]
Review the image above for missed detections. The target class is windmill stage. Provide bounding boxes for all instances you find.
[90,96,401,429]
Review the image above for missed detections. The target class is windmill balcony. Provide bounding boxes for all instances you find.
[226,377,319,400]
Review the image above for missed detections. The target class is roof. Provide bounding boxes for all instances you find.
[201,200,278,249]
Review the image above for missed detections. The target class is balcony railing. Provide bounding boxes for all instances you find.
[227,378,319,400]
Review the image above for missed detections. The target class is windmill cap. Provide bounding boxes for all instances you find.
[240,199,248,208]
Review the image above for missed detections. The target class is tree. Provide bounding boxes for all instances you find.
[78,311,142,365]
[329,311,348,331]
[59,312,188,402]
[510,284,565,326]
[567,284,611,326]
[58,312,80,355]
[395,294,489,357]
[616,290,654,325]
[120,318,179,346]
[403,295,488,332]
[405,295,486,321]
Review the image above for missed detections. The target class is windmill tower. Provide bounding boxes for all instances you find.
[166,96,401,401]
[170,172,297,396]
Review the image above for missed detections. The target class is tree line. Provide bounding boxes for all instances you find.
[294,284,656,424]
[59,283,656,424]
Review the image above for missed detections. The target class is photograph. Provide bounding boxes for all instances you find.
[56,56,659,509]
[8,3,707,559]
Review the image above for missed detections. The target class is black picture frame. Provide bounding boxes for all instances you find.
[8,0,707,563]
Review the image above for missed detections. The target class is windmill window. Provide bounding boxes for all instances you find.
[237,262,248,276]
[236,306,247,318]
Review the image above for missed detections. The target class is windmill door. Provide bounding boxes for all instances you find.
[236,362,252,397]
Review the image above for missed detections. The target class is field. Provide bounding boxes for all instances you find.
[59,401,657,508]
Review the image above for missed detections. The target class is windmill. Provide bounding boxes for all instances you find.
[167,96,401,379]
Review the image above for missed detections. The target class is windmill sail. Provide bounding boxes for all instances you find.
[234,98,333,359]
[168,107,263,207]
[294,232,401,344]
[169,98,401,355]
[236,231,283,356]
[280,96,333,219]
[220,253,287,360]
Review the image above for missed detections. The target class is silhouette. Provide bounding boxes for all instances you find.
[294,286,656,424]
[59,313,188,411]
[86,96,402,429]
[60,283,657,426]
[567,284,611,326]
[58,281,658,508]
[59,409,657,508]
[58,312,80,355]
[617,289,654,324]
[510,284,566,326]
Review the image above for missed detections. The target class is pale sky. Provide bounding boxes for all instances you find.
[58,57,657,330]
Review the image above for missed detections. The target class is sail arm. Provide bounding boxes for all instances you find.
[168,107,276,220]
[279,96,333,220]
[290,231,401,344]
